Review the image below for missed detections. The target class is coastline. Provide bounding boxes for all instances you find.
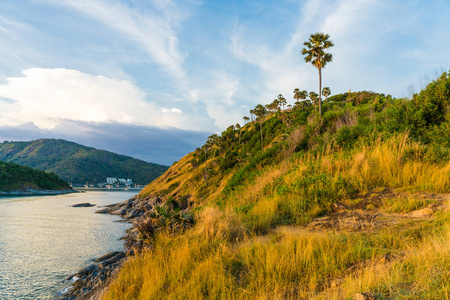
[0,189,76,197]
[59,195,140,299]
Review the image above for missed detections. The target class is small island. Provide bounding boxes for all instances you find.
[0,161,73,196]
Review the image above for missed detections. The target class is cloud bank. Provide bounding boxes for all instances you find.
[0,68,194,130]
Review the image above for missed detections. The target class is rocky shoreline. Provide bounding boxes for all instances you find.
[58,194,165,299]
[0,188,76,196]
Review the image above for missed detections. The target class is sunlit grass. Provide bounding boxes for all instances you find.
[103,134,450,300]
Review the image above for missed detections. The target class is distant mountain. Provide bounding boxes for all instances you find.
[0,161,71,192]
[0,139,168,184]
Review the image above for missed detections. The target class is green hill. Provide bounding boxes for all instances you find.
[0,139,168,184]
[100,72,450,299]
[0,161,71,192]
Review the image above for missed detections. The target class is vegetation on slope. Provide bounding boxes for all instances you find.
[0,161,71,192]
[0,139,168,184]
[103,72,450,299]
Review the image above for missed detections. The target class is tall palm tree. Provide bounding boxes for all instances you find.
[254,104,267,153]
[243,116,250,125]
[302,32,333,118]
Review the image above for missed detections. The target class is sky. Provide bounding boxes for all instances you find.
[0,0,449,165]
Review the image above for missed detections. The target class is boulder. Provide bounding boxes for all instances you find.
[71,203,95,207]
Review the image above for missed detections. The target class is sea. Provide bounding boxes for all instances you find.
[0,190,134,299]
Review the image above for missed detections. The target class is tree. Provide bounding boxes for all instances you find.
[302,32,334,118]
[249,109,255,122]
[293,88,301,106]
[309,91,319,114]
[243,116,250,125]
[254,104,267,153]
[236,123,242,147]
[203,134,218,184]
[322,87,331,101]
[278,94,287,110]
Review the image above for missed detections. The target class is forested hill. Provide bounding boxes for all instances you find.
[0,161,71,192]
[0,139,168,184]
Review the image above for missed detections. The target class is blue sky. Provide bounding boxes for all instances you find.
[0,0,449,165]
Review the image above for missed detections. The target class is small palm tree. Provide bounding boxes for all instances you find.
[243,116,250,125]
[322,87,331,101]
[249,109,255,122]
[309,91,319,114]
[302,32,334,118]
[254,104,267,153]
[278,94,287,110]
[293,88,301,107]
[236,123,242,146]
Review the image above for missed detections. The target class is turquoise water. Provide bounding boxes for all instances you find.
[0,191,133,299]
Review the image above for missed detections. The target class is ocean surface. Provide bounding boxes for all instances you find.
[0,191,133,300]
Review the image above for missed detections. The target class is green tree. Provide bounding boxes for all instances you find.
[243,116,250,125]
[278,94,287,110]
[293,89,308,108]
[302,32,334,118]
[293,88,301,106]
[309,91,319,114]
[249,109,255,122]
[322,87,331,100]
[254,104,267,153]
[236,123,242,147]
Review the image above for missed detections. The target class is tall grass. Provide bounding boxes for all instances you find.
[103,209,450,300]
[102,134,450,300]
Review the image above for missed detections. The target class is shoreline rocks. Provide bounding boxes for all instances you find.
[60,194,173,299]
[71,203,96,207]
[57,251,128,300]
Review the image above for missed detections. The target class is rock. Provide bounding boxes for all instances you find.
[71,202,95,207]
[95,208,110,214]
[59,252,127,300]
[98,252,125,268]
[331,202,349,212]
[94,251,122,262]
[352,292,377,300]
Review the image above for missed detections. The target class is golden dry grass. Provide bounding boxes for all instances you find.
[102,134,450,300]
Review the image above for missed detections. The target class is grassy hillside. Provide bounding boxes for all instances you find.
[0,161,71,192]
[103,72,450,299]
[0,139,168,184]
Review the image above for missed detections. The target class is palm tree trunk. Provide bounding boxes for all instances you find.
[259,120,264,153]
[319,68,322,118]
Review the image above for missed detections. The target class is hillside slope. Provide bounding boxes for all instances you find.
[0,139,168,184]
[0,161,71,192]
[99,72,450,299]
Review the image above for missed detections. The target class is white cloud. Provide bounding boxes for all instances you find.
[48,0,186,79]
[0,68,195,130]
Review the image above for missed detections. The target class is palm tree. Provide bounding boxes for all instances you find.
[278,94,287,110]
[249,109,255,122]
[322,87,331,101]
[300,90,308,102]
[243,116,250,125]
[254,104,267,153]
[309,91,319,114]
[293,88,301,107]
[302,32,334,118]
[236,123,241,146]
